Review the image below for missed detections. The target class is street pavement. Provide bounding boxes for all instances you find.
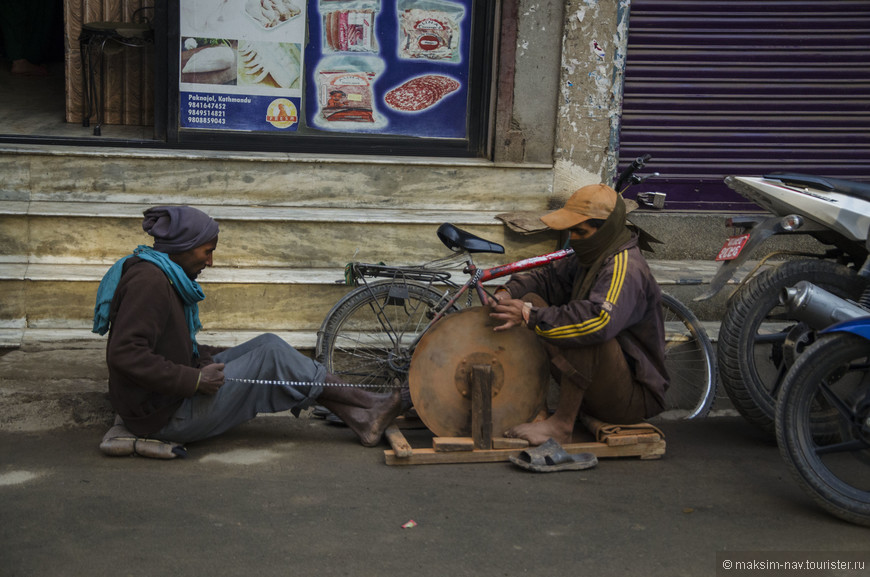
[1,344,869,576]
[2,413,869,577]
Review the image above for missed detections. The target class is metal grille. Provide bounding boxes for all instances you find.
[617,0,870,210]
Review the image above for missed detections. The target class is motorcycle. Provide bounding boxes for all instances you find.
[696,172,870,435]
[775,278,870,527]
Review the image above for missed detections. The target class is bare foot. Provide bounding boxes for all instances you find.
[505,417,573,446]
[327,390,403,447]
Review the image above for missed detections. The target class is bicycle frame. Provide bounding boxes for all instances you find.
[346,246,576,344]
[427,248,575,325]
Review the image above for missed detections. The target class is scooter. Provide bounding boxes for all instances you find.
[775,278,870,527]
[696,173,870,435]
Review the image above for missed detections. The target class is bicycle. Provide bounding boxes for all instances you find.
[316,158,718,419]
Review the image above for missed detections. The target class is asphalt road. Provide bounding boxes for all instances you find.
[1,415,868,577]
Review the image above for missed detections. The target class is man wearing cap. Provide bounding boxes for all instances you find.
[490,184,668,446]
[93,206,402,451]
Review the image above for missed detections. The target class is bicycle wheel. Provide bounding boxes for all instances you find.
[316,280,455,387]
[718,259,866,436]
[775,332,870,527]
[659,293,717,419]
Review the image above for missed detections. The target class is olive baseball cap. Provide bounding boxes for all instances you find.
[540,184,618,230]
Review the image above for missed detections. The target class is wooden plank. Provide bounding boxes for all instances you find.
[384,424,412,458]
[433,437,475,452]
[492,0,524,163]
[606,432,662,446]
[384,439,666,466]
[491,437,529,450]
[470,364,493,450]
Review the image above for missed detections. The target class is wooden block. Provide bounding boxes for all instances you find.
[605,433,662,446]
[492,437,529,449]
[606,435,638,446]
[636,433,662,444]
[433,437,475,452]
[471,364,493,450]
[384,424,412,458]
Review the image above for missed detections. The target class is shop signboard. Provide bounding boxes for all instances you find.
[178,0,472,139]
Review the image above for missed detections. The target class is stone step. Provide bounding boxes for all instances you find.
[0,145,554,211]
[1,322,728,352]
[0,328,319,351]
[0,258,756,350]
[0,201,557,268]
[0,259,737,285]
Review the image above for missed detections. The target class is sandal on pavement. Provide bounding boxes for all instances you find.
[509,438,598,473]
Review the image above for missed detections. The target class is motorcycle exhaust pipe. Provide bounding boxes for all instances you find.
[780,281,869,330]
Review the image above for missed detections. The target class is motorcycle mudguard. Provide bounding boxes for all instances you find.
[694,215,784,301]
[820,316,870,341]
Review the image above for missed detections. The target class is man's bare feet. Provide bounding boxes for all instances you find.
[320,389,403,447]
[505,417,574,446]
[357,390,403,447]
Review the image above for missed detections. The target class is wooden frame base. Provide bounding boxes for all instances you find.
[383,424,666,466]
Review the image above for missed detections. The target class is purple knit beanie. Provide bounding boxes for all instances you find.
[142,206,220,254]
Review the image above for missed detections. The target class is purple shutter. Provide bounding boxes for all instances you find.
[618,0,870,210]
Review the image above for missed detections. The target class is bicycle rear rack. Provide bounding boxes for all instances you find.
[346,262,455,285]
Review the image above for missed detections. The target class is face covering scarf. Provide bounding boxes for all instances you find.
[569,195,632,302]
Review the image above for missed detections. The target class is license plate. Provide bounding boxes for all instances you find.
[715,234,750,261]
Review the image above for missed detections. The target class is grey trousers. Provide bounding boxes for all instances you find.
[152,333,325,443]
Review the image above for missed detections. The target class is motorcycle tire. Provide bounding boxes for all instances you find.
[718,259,866,437]
[775,332,870,527]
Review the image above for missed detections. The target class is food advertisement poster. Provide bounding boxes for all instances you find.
[178,0,473,138]
[180,0,306,131]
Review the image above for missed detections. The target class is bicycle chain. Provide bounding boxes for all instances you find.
[225,377,404,389]
[467,268,484,307]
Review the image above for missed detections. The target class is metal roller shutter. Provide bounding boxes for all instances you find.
[617,0,870,210]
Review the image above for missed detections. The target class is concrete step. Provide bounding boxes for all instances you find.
[0,201,558,268]
[0,258,753,349]
[0,145,554,211]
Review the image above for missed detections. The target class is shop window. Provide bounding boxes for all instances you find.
[172,0,495,157]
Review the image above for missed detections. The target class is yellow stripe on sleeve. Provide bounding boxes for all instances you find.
[534,249,629,340]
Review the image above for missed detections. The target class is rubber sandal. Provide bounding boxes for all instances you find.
[509,438,598,473]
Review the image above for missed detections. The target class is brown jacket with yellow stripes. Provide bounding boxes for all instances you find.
[501,234,668,405]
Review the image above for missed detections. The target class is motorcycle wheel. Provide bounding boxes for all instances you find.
[718,259,866,436]
[775,332,870,527]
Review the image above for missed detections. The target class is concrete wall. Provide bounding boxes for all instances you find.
[504,0,629,204]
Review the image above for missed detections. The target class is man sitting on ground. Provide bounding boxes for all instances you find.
[93,206,402,449]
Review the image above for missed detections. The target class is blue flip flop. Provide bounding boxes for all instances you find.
[509,438,598,472]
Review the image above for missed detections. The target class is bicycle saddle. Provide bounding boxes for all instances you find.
[437,223,505,254]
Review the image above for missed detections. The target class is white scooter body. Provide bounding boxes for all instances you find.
[727,175,870,242]
[697,173,870,300]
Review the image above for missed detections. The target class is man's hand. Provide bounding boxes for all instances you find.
[490,299,527,331]
[492,289,512,303]
[198,363,225,395]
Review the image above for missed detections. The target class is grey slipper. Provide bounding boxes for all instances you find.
[509,438,597,472]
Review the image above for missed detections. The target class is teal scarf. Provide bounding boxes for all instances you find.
[92,245,205,356]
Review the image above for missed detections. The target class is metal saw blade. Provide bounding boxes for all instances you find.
[408,306,549,438]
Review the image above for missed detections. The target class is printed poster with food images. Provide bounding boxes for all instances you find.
[179,0,306,131]
[178,0,474,138]
[306,0,472,138]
